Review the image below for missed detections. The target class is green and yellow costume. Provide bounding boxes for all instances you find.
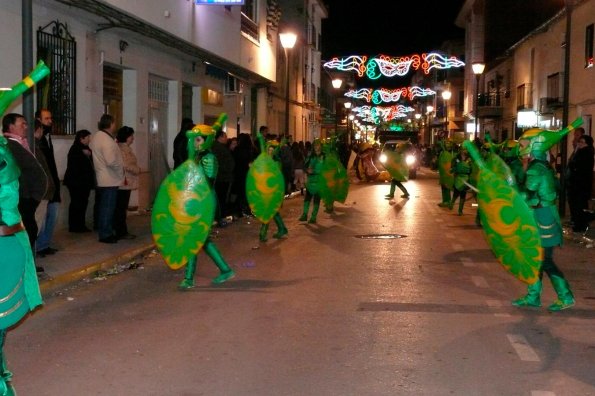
[0,61,49,396]
[246,133,287,242]
[152,114,235,289]
[383,142,410,199]
[299,139,324,223]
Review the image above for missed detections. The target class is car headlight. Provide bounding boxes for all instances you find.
[405,154,415,166]
[379,153,387,164]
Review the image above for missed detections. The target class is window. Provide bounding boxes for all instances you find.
[585,24,594,68]
[241,0,259,41]
[36,20,76,135]
[546,73,561,99]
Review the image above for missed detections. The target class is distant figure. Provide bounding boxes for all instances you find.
[63,129,95,233]
[89,114,124,244]
[566,133,594,232]
[173,118,194,169]
[115,126,140,240]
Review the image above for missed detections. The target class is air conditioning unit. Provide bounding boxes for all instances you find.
[225,75,243,95]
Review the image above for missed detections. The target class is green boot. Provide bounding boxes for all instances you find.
[385,183,396,199]
[458,196,465,215]
[259,223,269,242]
[204,240,235,284]
[512,279,542,307]
[272,214,288,239]
[299,201,310,221]
[1,331,15,396]
[178,256,197,290]
[548,275,575,311]
[309,201,320,224]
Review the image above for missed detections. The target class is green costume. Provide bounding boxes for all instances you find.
[151,115,234,289]
[319,136,349,213]
[436,139,454,206]
[247,133,287,242]
[449,150,471,215]
[512,119,582,311]
[299,139,324,223]
[383,142,410,199]
[0,62,49,396]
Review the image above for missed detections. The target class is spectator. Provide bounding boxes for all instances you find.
[291,141,306,195]
[173,118,194,169]
[232,132,257,217]
[63,129,95,233]
[566,133,594,232]
[89,114,124,243]
[115,126,140,240]
[33,120,56,256]
[34,109,61,257]
[278,135,294,195]
[3,113,48,270]
[227,136,238,152]
[211,130,235,226]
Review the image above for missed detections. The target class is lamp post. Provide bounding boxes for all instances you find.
[279,32,297,137]
[426,105,434,144]
[441,89,452,137]
[332,78,343,135]
[472,62,485,140]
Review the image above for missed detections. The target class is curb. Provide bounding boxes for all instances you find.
[39,242,156,296]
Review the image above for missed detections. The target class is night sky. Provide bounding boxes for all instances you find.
[321,0,466,60]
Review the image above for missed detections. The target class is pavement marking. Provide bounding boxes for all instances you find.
[460,257,474,267]
[507,334,540,362]
[531,391,556,396]
[472,276,489,288]
[486,299,511,317]
[452,243,464,251]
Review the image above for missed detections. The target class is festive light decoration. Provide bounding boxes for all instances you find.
[345,86,436,104]
[352,104,414,123]
[323,52,465,79]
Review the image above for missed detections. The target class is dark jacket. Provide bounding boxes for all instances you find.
[566,146,594,194]
[211,140,235,183]
[6,139,48,201]
[63,139,96,190]
[38,133,61,202]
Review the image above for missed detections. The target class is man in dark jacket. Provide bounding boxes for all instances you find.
[34,109,61,256]
[211,130,235,226]
[2,113,48,269]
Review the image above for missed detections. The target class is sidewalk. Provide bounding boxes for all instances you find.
[36,212,155,296]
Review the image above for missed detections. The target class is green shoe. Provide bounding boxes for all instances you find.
[273,228,288,239]
[308,216,317,224]
[178,279,195,290]
[401,194,410,198]
[511,296,541,307]
[384,194,394,199]
[548,298,575,312]
[212,270,235,284]
[298,214,307,221]
[512,280,542,307]
[438,202,449,207]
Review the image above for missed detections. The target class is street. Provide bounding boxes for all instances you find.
[6,169,595,396]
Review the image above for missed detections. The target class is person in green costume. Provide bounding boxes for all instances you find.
[512,120,582,311]
[255,133,288,242]
[449,147,472,215]
[299,139,324,223]
[383,142,410,199]
[0,61,48,396]
[499,139,525,187]
[436,137,455,207]
[179,124,235,289]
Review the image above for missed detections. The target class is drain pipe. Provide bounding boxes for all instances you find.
[22,0,35,150]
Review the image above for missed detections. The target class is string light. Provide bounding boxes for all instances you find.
[344,86,436,104]
[323,52,465,79]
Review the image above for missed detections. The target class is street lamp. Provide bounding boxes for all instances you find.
[280,32,297,137]
[441,89,452,136]
[426,105,434,145]
[472,62,485,140]
[332,78,343,134]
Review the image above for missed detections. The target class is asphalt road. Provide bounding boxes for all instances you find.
[6,169,595,395]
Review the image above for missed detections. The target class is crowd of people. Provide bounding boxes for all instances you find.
[1,110,141,274]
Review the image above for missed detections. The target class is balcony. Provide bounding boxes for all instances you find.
[477,92,503,118]
[539,97,564,114]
